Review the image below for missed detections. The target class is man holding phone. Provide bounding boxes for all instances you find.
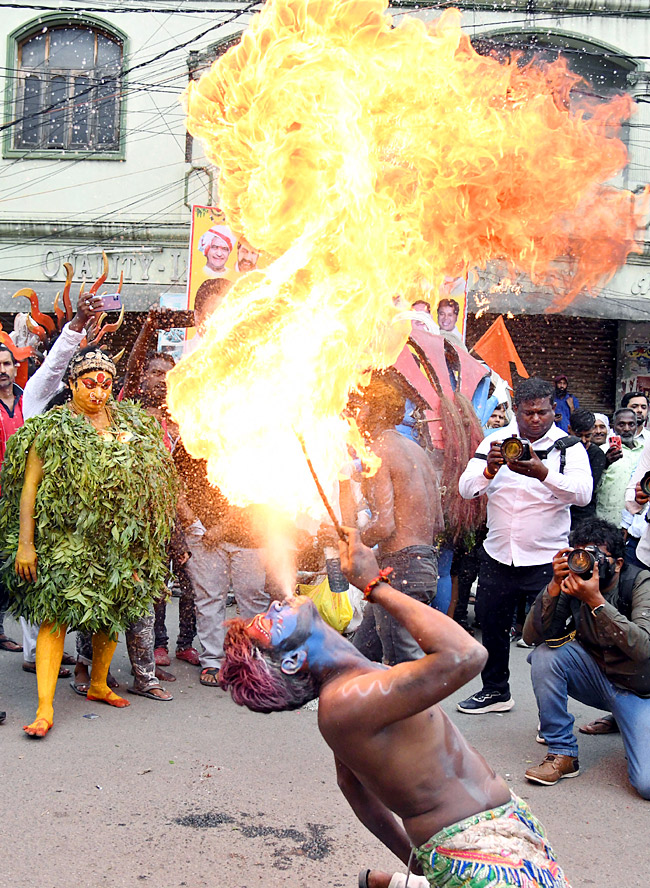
[596,408,643,527]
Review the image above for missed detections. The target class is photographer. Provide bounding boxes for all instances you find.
[457,377,592,714]
[522,519,650,797]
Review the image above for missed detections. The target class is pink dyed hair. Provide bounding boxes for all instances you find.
[219,619,318,713]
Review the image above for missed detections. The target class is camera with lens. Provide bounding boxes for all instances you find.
[500,436,532,462]
[567,546,610,581]
[640,470,650,498]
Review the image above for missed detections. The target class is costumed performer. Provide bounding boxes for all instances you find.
[0,346,177,737]
[219,529,571,888]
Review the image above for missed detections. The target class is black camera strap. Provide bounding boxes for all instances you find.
[474,435,580,474]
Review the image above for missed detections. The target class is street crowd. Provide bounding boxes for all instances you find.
[0,292,648,888]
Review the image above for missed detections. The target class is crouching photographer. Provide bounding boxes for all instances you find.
[522,518,650,798]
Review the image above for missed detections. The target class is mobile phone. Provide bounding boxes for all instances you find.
[610,435,622,450]
[98,292,122,312]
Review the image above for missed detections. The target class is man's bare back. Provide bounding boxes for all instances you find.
[362,429,443,556]
[319,659,509,846]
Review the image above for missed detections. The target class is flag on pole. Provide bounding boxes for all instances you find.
[472,316,528,387]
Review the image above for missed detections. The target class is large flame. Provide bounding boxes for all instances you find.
[168,0,645,514]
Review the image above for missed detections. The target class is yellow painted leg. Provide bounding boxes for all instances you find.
[23,621,66,738]
[87,632,130,708]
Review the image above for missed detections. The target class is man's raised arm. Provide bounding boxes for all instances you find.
[338,530,487,723]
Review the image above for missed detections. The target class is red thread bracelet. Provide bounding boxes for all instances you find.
[363,567,394,600]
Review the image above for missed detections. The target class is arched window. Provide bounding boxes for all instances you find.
[13,22,123,153]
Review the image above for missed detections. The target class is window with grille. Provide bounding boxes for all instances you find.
[14,25,123,153]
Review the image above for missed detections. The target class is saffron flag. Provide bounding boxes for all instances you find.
[472,316,528,387]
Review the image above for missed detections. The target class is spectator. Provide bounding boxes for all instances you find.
[436,298,460,337]
[568,408,607,528]
[620,503,649,570]
[0,345,24,655]
[523,519,650,798]
[624,436,650,571]
[621,391,650,445]
[553,374,578,433]
[592,413,610,448]
[350,374,443,664]
[173,441,269,687]
[595,408,643,526]
[456,377,591,714]
[485,403,508,429]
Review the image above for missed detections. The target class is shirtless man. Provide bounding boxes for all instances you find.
[352,374,443,664]
[218,530,571,888]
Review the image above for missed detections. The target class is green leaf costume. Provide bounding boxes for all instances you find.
[0,400,178,637]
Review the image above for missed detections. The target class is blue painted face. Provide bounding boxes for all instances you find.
[246,597,317,652]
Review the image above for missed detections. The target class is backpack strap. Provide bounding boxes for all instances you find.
[616,564,644,619]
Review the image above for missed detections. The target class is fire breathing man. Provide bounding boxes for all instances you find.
[218,529,572,888]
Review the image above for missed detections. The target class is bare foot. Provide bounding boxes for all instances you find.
[145,686,173,700]
[155,666,176,682]
[86,689,130,708]
[23,717,53,738]
[75,662,91,684]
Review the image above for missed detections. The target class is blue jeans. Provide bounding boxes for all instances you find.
[529,641,650,799]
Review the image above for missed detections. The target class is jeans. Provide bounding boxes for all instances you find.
[435,546,453,615]
[529,641,650,799]
[362,545,438,666]
[186,537,268,670]
[476,550,553,695]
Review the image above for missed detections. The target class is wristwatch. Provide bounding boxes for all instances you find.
[591,603,606,617]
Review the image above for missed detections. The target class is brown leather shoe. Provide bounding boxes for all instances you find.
[525,753,580,785]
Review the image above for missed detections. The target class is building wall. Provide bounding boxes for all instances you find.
[0,3,254,310]
[467,312,619,415]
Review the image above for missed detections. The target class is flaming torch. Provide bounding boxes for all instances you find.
[167,0,646,521]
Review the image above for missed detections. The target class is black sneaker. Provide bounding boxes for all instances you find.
[457,689,514,714]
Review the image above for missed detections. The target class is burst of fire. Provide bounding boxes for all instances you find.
[167,0,646,515]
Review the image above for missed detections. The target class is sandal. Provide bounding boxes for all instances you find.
[200,667,221,687]
[359,871,371,888]
[579,715,619,735]
[127,685,173,701]
[154,646,171,666]
[70,680,90,697]
[22,662,71,679]
[176,647,201,666]
[0,635,23,653]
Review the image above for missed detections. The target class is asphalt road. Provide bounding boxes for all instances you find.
[0,603,646,888]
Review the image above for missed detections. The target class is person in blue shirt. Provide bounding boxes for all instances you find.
[553,374,579,432]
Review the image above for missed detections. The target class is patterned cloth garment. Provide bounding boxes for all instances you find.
[414,794,571,888]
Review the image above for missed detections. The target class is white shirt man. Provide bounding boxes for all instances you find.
[456,378,592,714]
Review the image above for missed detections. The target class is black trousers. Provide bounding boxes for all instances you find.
[476,549,553,695]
